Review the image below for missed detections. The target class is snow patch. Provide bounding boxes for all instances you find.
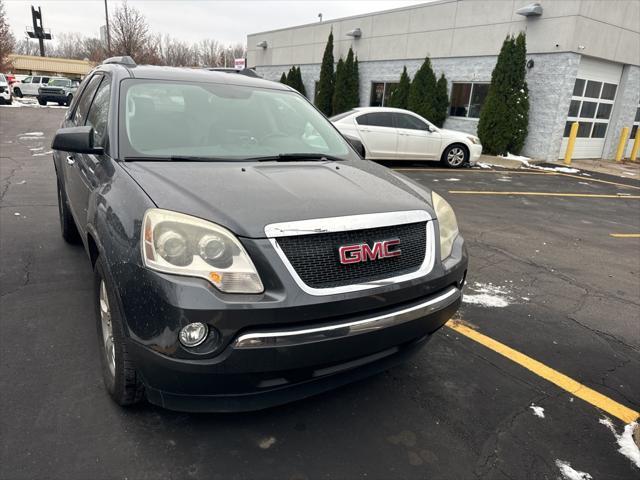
[444,178,460,182]
[599,417,640,468]
[476,162,492,169]
[258,436,276,449]
[22,132,44,136]
[494,153,580,173]
[623,171,637,176]
[555,460,592,480]
[463,283,513,308]
[32,150,53,157]
[529,404,545,418]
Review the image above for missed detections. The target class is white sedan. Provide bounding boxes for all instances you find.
[331,107,482,168]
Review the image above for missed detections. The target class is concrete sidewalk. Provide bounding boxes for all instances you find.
[562,158,640,179]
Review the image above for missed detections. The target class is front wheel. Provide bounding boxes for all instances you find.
[441,144,468,168]
[13,88,22,98]
[37,98,46,106]
[94,256,144,406]
[65,94,73,106]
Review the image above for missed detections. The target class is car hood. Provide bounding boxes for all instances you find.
[438,128,474,140]
[122,160,434,238]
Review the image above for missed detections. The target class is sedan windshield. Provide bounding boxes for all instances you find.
[48,79,71,87]
[120,80,356,161]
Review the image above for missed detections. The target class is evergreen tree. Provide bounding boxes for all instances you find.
[280,72,288,85]
[477,34,529,155]
[351,56,360,107]
[387,66,410,109]
[316,31,335,115]
[433,73,449,128]
[407,57,438,123]
[294,66,307,97]
[285,67,294,87]
[332,57,348,115]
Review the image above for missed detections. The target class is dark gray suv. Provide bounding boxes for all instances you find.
[52,56,467,412]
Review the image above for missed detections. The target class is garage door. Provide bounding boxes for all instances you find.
[559,57,623,159]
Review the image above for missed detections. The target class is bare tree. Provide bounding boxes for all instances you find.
[110,0,150,61]
[0,0,16,71]
[157,34,198,67]
[198,39,222,67]
[49,32,86,59]
[82,37,107,63]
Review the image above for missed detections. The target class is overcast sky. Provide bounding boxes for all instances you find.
[4,0,427,46]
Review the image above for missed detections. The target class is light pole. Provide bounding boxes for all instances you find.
[104,0,111,54]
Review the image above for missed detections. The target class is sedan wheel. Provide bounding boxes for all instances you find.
[99,280,116,377]
[442,145,468,168]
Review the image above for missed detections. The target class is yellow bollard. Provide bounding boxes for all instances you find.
[630,128,640,162]
[564,122,579,166]
[615,127,629,163]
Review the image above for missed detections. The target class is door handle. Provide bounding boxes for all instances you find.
[66,155,75,165]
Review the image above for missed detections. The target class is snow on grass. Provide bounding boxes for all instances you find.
[463,282,513,308]
[22,131,44,136]
[599,417,640,468]
[493,153,580,173]
[555,460,592,480]
[444,178,460,182]
[476,162,493,169]
[529,404,545,418]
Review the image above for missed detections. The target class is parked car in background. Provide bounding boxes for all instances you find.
[5,73,16,87]
[51,57,467,411]
[0,74,12,105]
[37,77,78,106]
[13,75,51,97]
[331,107,482,168]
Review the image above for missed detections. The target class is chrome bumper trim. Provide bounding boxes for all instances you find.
[233,286,460,349]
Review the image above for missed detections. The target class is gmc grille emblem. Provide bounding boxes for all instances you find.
[339,240,401,265]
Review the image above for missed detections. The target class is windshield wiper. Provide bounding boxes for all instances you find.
[249,153,346,162]
[124,156,250,162]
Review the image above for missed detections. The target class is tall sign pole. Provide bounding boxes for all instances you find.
[104,0,111,54]
[27,6,52,57]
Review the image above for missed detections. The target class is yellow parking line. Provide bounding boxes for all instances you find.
[446,321,639,424]
[448,190,640,199]
[609,233,640,238]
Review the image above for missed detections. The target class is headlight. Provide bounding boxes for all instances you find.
[142,209,264,294]
[467,136,480,145]
[432,192,459,260]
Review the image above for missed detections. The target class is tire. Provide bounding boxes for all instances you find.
[441,144,469,168]
[94,256,145,406]
[37,98,46,106]
[13,88,22,98]
[57,101,64,106]
[65,94,73,106]
[56,179,81,244]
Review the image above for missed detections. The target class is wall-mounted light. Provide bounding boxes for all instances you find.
[256,40,268,49]
[516,3,543,17]
[346,28,362,38]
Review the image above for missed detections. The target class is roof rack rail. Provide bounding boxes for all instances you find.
[102,56,137,67]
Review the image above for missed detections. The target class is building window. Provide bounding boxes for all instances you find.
[563,77,617,138]
[369,82,399,107]
[449,82,489,118]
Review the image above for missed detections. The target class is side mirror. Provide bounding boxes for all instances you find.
[51,126,104,154]
[343,134,365,158]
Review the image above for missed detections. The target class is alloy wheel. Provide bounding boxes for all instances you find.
[99,280,116,377]
[447,147,465,167]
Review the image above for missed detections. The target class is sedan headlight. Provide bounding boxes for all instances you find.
[432,192,459,260]
[467,136,480,145]
[141,209,264,294]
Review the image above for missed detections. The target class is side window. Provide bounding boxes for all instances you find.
[394,113,429,131]
[356,112,394,128]
[22,77,32,84]
[32,76,41,84]
[73,75,103,126]
[41,77,50,84]
[86,78,111,147]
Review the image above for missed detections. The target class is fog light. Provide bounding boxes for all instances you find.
[179,322,208,347]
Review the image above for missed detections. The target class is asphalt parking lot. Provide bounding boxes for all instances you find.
[1,106,639,480]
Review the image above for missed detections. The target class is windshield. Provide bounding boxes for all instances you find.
[0,74,5,83]
[48,79,71,87]
[120,80,356,161]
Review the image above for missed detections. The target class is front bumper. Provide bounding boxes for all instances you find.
[37,92,67,102]
[115,233,467,411]
[470,144,483,163]
[129,286,461,412]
